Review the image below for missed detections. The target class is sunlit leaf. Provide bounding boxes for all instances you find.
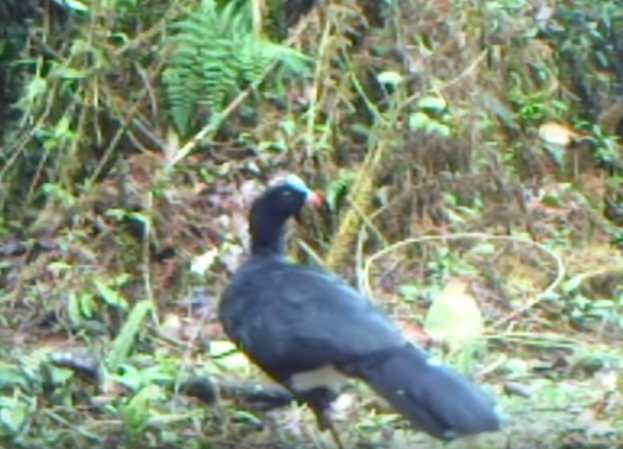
[377,71,404,86]
[50,0,89,12]
[424,278,484,352]
[417,95,447,111]
[468,243,496,255]
[190,248,219,275]
[209,340,249,370]
[54,67,88,80]
[538,121,581,147]
[408,112,431,131]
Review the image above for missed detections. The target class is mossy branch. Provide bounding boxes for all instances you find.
[325,140,388,272]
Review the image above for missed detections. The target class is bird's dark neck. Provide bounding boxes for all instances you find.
[249,216,288,257]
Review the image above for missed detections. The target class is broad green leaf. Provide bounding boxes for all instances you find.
[428,122,452,137]
[121,385,163,434]
[94,280,129,309]
[0,363,29,389]
[0,400,28,433]
[80,292,97,318]
[408,112,431,131]
[107,300,154,370]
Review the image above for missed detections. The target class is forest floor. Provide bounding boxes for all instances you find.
[2,0,623,447]
[1,171,622,449]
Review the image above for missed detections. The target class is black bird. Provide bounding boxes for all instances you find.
[218,174,504,446]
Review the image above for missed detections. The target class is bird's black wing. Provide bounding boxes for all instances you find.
[220,257,419,379]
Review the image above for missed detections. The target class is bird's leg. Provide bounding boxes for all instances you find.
[297,387,345,449]
[313,408,345,449]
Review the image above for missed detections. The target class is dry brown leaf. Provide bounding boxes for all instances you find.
[538,121,583,147]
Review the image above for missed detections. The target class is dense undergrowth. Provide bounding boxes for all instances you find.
[1,0,623,447]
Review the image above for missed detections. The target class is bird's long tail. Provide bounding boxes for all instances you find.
[341,343,504,441]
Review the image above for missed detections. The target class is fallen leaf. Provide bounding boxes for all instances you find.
[424,278,484,351]
[538,121,583,147]
[209,340,250,371]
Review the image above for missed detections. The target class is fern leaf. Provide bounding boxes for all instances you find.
[162,0,313,135]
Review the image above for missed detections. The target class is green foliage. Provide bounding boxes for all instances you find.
[325,169,357,212]
[0,395,32,436]
[119,384,165,435]
[162,0,312,135]
[107,299,154,371]
[2,0,623,446]
[409,95,452,137]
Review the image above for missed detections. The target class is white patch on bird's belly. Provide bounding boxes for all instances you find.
[290,365,347,391]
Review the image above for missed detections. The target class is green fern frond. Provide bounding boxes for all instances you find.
[163,0,312,135]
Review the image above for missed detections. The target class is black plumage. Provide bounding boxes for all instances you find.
[218,175,504,444]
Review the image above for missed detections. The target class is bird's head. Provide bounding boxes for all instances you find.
[250,174,324,225]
